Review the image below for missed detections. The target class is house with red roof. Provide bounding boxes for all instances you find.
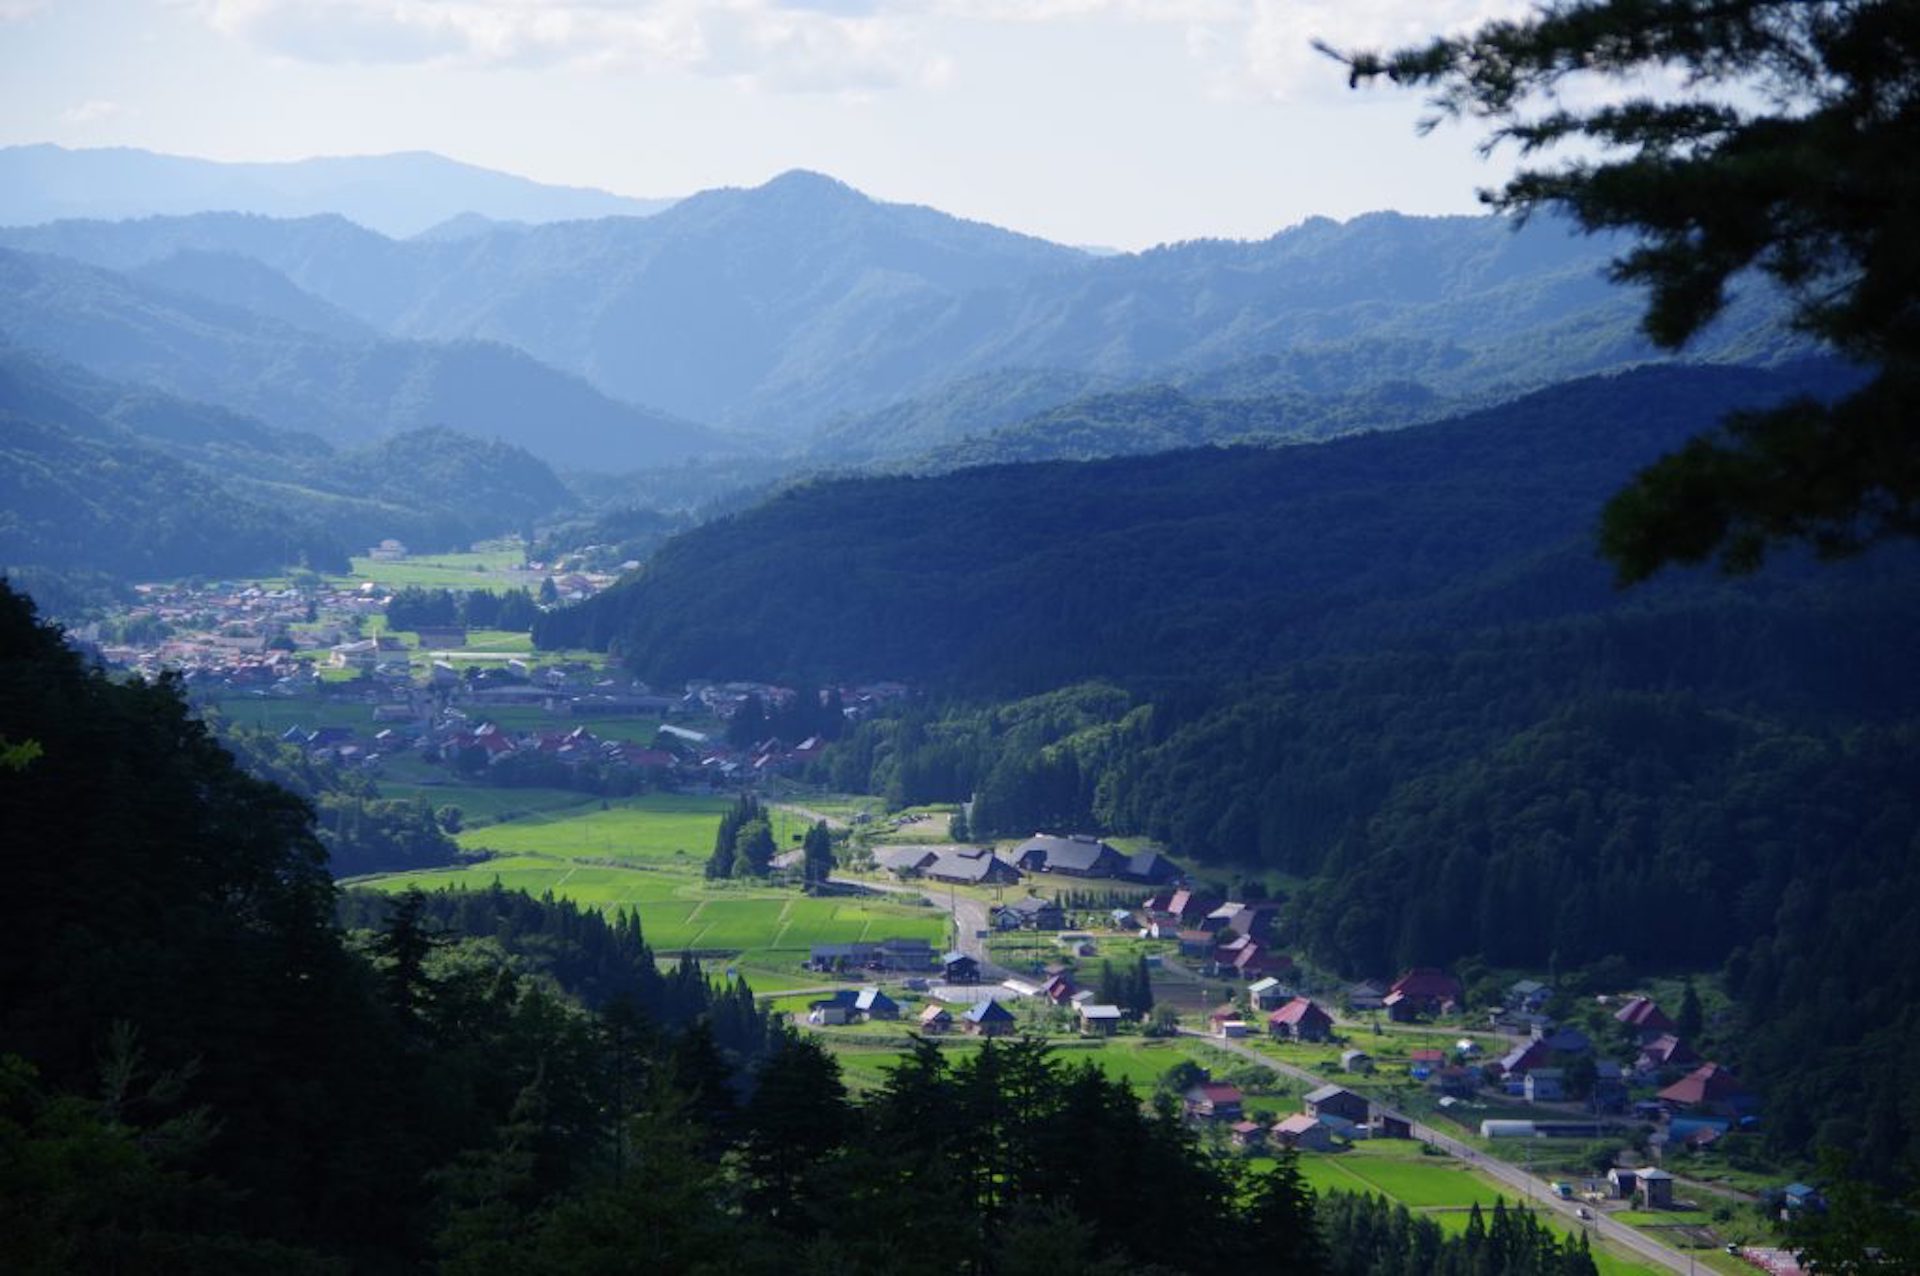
[1385,968,1464,1021]
[1659,1062,1755,1116]
[1615,996,1677,1042]
[1184,1083,1244,1121]
[1267,997,1334,1043]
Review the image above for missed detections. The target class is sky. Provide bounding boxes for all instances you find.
[0,0,1534,249]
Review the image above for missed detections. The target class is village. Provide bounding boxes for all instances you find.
[778,843,1819,1276]
[89,554,1823,1275]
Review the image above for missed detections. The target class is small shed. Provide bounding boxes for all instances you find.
[1341,1049,1374,1074]
[918,1004,953,1034]
[1636,1168,1675,1209]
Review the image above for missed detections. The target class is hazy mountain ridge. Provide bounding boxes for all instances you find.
[0,349,582,576]
[0,144,676,237]
[0,245,726,469]
[0,178,1807,450]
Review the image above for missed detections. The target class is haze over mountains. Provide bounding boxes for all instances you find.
[0,145,676,238]
[0,147,1817,589]
[0,156,1807,455]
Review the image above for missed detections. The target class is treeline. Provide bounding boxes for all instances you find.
[214,717,461,878]
[726,687,848,747]
[387,584,542,633]
[1320,1195,1599,1276]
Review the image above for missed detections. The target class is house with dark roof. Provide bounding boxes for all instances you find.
[1347,981,1388,1012]
[1304,1085,1369,1126]
[872,845,938,875]
[855,988,900,1021]
[1123,850,1179,883]
[807,938,936,973]
[1077,1003,1123,1036]
[807,991,859,1026]
[963,999,1016,1037]
[1013,833,1126,878]
[1524,1068,1566,1102]
[923,847,1021,886]
[995,895,1065,931]
[941,952,980,984]
[1508,979,1553,1012]
[1535,1025,1592,1056]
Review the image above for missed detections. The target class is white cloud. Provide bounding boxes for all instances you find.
[178,0,951,93]
[1196,0,1533,105]
[172,0,1541,103]
[61,98,122,124]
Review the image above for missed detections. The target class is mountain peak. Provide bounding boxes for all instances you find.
[758,169,862,198]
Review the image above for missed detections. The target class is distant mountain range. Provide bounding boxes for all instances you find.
[0,347,583,581]
[0,145,676,238]
[0,171,1811,451]
[0,246,724,469]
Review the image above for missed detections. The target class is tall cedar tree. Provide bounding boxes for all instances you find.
[1327,0,1920,580]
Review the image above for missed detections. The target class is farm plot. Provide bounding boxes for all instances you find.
[454,794,729,863]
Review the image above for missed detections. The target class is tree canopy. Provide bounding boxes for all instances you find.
[1328,0,1920,581]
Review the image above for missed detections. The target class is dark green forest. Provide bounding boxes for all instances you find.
[535,363,1864,685]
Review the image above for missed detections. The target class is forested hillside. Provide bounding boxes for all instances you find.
[0,350,582,578]
[535,362,1865,685]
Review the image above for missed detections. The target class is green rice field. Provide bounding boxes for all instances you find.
[350,792,951,971]
[452,793,732,864]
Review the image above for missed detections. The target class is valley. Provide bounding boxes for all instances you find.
[4,31,1914,1265]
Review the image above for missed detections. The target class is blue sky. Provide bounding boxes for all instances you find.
[0,1,1531,248]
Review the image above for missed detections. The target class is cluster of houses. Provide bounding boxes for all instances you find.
[800,938,1131,1039]
[1413,986,1758,1144]
[871,833,1180,892]
[1182,1075,1402,1155]
[1133,888,1290,981]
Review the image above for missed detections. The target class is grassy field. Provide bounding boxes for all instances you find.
[453,794,734,863]
[332,549,533,592]
[1267,1140,1662,1276]
[798,1033,1238,1098]
[375,783,594,824]
[351,792,950,981]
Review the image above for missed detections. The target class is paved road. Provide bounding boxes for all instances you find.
[1183,1030,1697,1275]
[827,873,1009,980]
